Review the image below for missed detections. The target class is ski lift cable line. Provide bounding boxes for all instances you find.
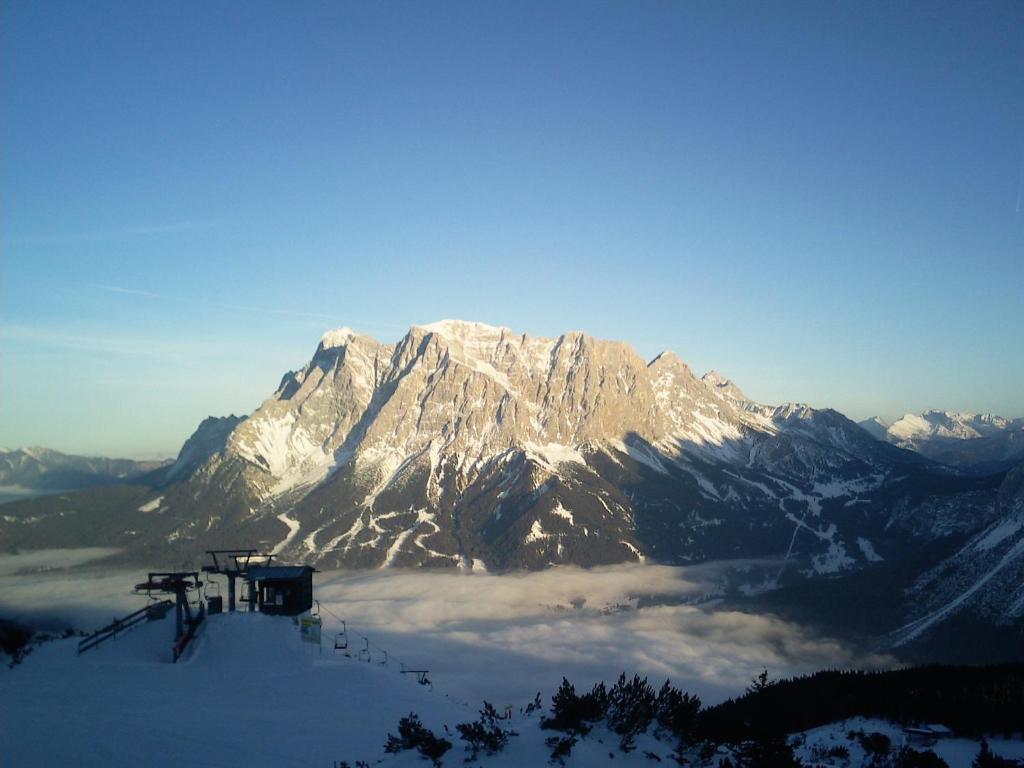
[319,603,392,655]
[317,602,414,671]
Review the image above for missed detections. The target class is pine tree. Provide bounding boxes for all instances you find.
[972,739,1019,768]
[456,701,510,759]
[746,669,771,695]
[733,734,802,768]
[655,680,702,741]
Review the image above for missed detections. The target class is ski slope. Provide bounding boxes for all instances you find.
[1,612,471,767]
[0,610,696,767]
[2,610,1022,767]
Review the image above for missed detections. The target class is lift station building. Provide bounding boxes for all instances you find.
[246,565,316,616]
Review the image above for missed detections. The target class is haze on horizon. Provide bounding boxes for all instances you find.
[1,1,1022,459]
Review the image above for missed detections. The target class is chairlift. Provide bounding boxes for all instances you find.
[204,578,224,614]
[357,637,371,663]
[334,621,349,652]
[187,585,203,606]
[400,668,432,686]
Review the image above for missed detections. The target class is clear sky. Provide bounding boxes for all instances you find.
[2,1,1022,459]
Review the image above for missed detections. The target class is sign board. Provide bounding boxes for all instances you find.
[299,615,322,645]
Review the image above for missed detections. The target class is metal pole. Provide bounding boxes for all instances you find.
[175,591,184,641]
[228,574,236,612]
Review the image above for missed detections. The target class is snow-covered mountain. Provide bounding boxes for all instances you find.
[861,410,1024,472]
[0,322,976,569]
[2,321,1020,654]
[889,411,1017,442]
[857,416,890,441]
[0,447,168,494]
[126,321,949,571]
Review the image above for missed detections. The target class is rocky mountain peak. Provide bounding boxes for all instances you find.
[701,370,749,403]
[209,321,767,499]
[319,327,358,350]
[70,319,957,575]
[414,319,514,340]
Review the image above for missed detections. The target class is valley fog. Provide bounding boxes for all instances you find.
[0,551,892,706]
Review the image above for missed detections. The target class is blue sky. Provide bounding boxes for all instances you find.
[2,1,1022,458]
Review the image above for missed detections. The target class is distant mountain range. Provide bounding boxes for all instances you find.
[0,447,169,495]
[2,320,1022,661]
[858,411,1024,473]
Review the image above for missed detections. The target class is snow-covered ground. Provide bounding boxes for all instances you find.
[0,606,720,768]
[793,717,1024,767]
[3,613,1021,768]
[2,550,1020,767]
[1,612,472,767]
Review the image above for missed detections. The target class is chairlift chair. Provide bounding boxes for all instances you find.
[400,667,432,687]
[357,637,371,663]
[204,579,223,614]
[334,620,349,652]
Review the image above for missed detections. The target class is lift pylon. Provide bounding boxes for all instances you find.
[201,549,274,613]
[134,571,205,661]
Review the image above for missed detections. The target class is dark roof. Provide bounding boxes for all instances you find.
[247,565,315,581]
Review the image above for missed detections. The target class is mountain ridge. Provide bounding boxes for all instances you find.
[2,320,1021,657]
[0,448,170,494]
[860,410,1024,473]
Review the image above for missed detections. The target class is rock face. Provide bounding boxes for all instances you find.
[164,415,245,483]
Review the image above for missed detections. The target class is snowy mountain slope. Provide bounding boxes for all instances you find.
[162,414,245,483]
[793,717,1024,768]
[861,410,1024,472]
[858,416,890,441]
[109,324,945,567]
[0,611,474,768]
[0,606,771,768]
[0,321,1016,651]
[892,460,1024,645]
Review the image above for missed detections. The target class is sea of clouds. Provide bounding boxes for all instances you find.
[0,551,892,707]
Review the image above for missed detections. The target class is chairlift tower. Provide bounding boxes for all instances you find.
[201,549,274,612]
[133,571,205,661]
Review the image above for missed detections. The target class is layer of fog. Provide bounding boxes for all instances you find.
[0,550,893,706]
[0,486,60,504]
